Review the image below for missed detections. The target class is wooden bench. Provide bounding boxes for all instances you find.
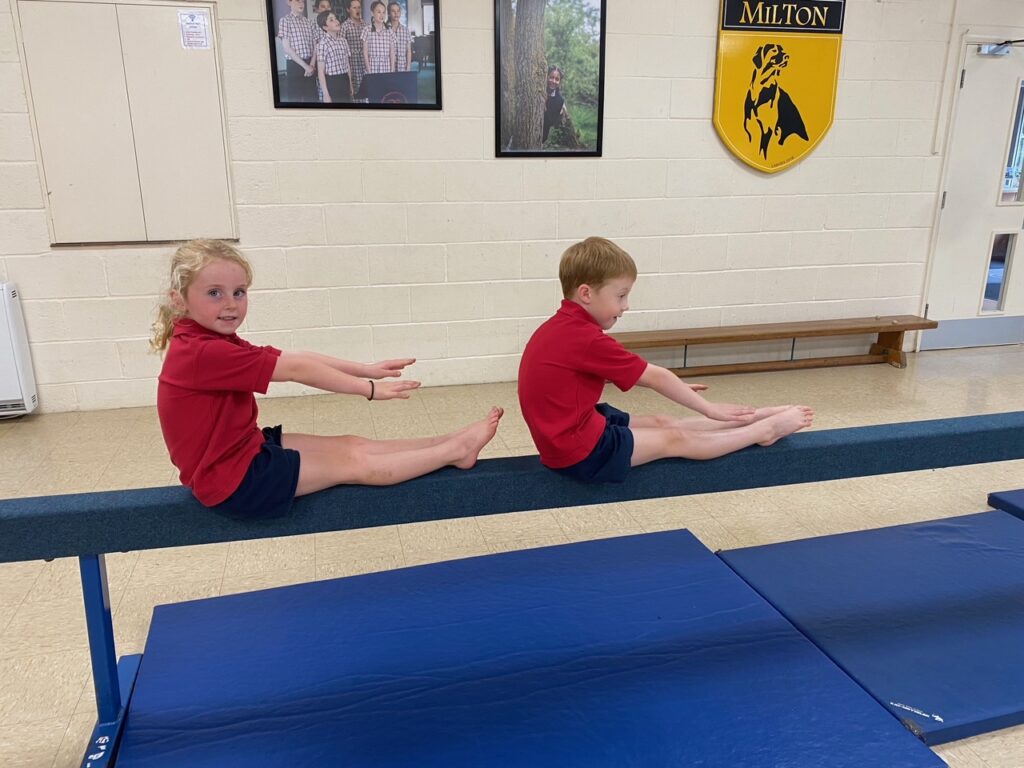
[611,315,938,377]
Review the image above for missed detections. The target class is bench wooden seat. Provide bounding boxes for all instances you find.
[611,315,938,377]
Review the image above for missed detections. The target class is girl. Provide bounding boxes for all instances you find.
[312,0,333,37]
[387,2,413,72]
[152,240,502,520]
[340,0,367,95]
[316,11,354,103]
[543,66,569,144]
[362,0,395,75]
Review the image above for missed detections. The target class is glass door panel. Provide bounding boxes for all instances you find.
[1001,81,1024,203]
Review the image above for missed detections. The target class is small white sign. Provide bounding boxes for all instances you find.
[178,9,211,50]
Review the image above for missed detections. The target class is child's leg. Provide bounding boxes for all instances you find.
[302,416,501,454]
[351,433,450,453]
[284,407,503,495]
[630,405,795,431]
[630,406,813,466]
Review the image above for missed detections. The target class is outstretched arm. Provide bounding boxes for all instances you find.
[272,351,419,400]
[294,351,414,379]
[637,363,754,422]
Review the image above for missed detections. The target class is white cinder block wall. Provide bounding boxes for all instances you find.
[0,0,1018,411]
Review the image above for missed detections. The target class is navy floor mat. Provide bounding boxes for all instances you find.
[721,511,1024,744]
[989,488,1024,519]
[115,531,943,767]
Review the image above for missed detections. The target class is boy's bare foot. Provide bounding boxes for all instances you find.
[454,407,504,469]
[758,406,814,446]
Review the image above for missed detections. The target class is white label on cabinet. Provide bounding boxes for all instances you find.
[178,9,211,50]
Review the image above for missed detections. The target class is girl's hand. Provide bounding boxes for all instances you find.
[704,403,755,422]
[372,379,421,400]
[689,383,709,392]
[366,358,416,378]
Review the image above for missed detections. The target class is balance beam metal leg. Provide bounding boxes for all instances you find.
[79,555,144,767]
[78,654,142,768]
[79,555,121,723]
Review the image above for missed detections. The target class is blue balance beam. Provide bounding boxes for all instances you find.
[4,410,1022,761]
[2,411,1023,564]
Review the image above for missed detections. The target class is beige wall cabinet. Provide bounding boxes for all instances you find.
[17,0,236,244]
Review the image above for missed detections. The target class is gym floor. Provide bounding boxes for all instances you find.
[1,344,1022,767]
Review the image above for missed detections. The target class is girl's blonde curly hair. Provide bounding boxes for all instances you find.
[150,240,253,353]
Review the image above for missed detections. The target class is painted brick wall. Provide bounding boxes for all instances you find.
[0,0,1012,411]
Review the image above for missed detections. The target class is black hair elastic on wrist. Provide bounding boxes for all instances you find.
[367,380,375,401]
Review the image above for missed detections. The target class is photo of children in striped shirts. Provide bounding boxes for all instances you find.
[268,0,440,108]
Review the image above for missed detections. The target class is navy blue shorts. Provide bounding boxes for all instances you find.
[553,403,634,484]
[209,426,301,520]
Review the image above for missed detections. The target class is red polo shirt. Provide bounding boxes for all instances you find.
[157,319,281,506]
[518,300,648,468]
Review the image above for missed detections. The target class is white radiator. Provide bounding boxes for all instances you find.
[0,283,38,416]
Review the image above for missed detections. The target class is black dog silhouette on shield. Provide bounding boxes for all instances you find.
[743,43,808,161]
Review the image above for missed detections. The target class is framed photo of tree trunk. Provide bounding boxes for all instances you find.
[495,0,606,156]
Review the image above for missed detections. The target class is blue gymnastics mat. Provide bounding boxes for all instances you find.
[989,488,1024,519]
[115,531,944,767]
[720,511,1024,745]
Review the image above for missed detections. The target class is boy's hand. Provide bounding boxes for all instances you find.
[372,380,421,400]
[689,383,709,392]
[704,403,756,422]
[366,358,416,378]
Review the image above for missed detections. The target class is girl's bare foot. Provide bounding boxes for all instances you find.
[454,407,504,469]
[758,406,814,446]
[752,405,794,421]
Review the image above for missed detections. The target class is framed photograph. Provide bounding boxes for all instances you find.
[494,0,606,157]
[266,0,441,109]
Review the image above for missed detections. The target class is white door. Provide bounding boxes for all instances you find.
[924,42,1024,348]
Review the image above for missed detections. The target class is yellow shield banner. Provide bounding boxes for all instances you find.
[713,0,844,173]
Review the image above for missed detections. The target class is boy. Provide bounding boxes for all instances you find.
[316,11,354,103]
[517,237,813,483]
[278,0,318,103]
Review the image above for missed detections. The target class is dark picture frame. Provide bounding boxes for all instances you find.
[494,0,606,157]
[266,0,442,109]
